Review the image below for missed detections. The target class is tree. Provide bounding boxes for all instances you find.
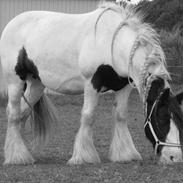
[136,0,183,31]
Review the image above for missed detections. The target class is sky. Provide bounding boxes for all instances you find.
[131,0,141,4]
[131,0,153,4]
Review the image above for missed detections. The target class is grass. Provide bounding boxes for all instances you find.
[0,91,183,182]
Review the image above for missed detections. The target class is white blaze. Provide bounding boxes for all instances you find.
[160,120,182,163]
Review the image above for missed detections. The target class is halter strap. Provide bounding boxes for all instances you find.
[144,92,181,155]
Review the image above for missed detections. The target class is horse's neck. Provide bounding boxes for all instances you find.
[113,29,145,82]
[95,11,144,86]
[95,10,124,40]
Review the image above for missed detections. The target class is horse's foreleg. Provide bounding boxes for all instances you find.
[4,81,34,165]
[109,85,142,162]
[68,80,100,164]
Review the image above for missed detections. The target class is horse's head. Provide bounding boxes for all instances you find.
[145,78,183,164]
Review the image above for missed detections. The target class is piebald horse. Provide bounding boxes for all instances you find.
[0,2,183,165]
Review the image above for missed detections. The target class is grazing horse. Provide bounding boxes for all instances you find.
[0,2,183,165]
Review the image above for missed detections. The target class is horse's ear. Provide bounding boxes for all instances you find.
[159,88,170,106]
[176,91,183,112]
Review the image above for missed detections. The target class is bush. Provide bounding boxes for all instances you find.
[136,0,183,31]
[160,29,183,83]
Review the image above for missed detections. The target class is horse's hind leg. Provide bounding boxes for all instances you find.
[4,79,34,165]
[68,79,100,164]
[20,76,45,128]
[109,85,142,162]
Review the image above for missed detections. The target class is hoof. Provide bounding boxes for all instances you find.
[132,152,142,161]
[67,157,84,165]
[4,150,35,165]
[3,157,35,165]
[67,154,101,165]
[109,151,142,162]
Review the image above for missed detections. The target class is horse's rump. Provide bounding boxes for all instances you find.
[0,11,97,93]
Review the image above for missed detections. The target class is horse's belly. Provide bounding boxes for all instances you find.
[57,76,85,95]
[39,70,84,95]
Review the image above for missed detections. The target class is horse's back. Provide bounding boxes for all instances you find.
[0,10,97,50]
[0,10,101,94]
[0,5,125,94]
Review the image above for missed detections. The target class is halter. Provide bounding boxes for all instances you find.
[144,90,181,155]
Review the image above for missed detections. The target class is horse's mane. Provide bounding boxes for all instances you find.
[95,1,170,95]
[94,2,122,36]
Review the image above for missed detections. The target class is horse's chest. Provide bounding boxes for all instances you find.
[91,65,130,92]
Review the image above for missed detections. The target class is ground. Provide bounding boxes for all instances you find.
[0,88,183,183]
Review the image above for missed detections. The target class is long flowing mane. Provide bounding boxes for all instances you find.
[95,2,170,95]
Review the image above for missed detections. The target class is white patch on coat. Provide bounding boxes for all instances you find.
[68,80,100,164]
[109,85,142,162]
[4,84,34,164]
[160,120,182,164]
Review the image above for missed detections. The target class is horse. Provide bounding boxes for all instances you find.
[0,2,183,165]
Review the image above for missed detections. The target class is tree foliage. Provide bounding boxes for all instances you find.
[135,0,183,83]
[136,0,183,31]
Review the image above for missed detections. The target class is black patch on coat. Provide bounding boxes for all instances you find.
[146,81,183,153]
[145,78,171,154]
[91,64,132,92]
[169,95,183,144]
[15,47,40,80]
[23,82,27,92]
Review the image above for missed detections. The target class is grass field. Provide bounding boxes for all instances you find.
[0,89,183,183]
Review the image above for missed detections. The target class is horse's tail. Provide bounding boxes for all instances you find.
[31,93,58,151]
